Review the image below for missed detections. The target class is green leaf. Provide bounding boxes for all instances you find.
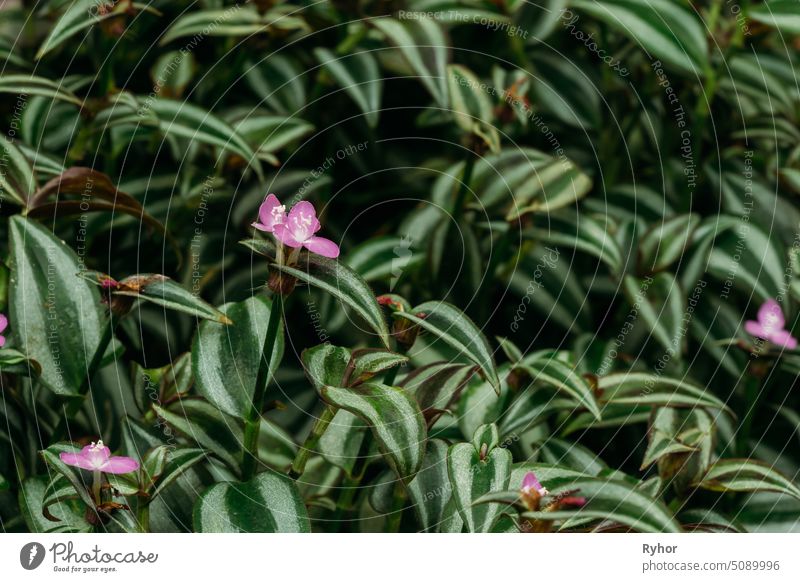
[447,426,512,532]
[520,475,681,532]
[113,274,231,323]
[160,6,294,45]
[152,98,262,175]
[0,74,82,105]
[20,476,91,533]
[321,382,426,481]
[638,214,700,274]
[40,444,97,509]
[0,136,36,206]
[596,372,732,413]
[395,301,499,393]
[36,0,117,60]
[153,399,241,470]
[350,348,408,385]
[151,448,208,498]
[524,210,622,274]
[622,273,685,355]
[372,17,449,107]
[516,353,601,420]
[750,1,800,35]
[571,0,708,76]
[243,238,390,348]
[315,48,383,128]
[447,64,500,153]
[193,296,284,418]
[404,362,478,419]
[696,460,800,501]
[407,439,452,531]
[8,216,104,396]
[193,472,310,532]
[302,343,351,389]
[345,236,422,285]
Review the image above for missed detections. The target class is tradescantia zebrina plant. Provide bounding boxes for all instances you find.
[2,0,800,535]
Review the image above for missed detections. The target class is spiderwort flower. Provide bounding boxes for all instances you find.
[59,440,140,474]
[251,193,286,233]
[0,313,8,347]
[745,299,798,350]
[521,471,548,496]
[253,194,340,259]
[274,200,340,258]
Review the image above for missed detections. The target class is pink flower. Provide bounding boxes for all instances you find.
[272,200,340,258]
[521,471,548,496]
[0,313,7,348]
[59,440,139,474]
[745,299,798,350]
[251,193,286,233]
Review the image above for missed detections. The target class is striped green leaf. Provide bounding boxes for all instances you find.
[447,424,512,532]
[193,472,310,532]
[697,459,800,501]
[315,48,383,128]
[321,381,426,481]
[395,301,499,393]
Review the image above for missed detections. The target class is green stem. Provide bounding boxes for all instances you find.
[242,292,284,481]
[137,502,150,533]
[738,359,776,456]
[288,405,336,479]
[384,481,406,532]
[452,156,476,220]
[92,470,102,506]
[51,316,117,443]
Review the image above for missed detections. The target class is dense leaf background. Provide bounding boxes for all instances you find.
[2,0,800,533]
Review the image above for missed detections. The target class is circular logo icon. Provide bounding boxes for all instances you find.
[20,542,46,570]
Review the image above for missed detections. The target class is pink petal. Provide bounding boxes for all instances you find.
[745,320,766,339]
[59,451,96,471]
[0,313,7,334]
[102,456,140,474]
[273,223,303,248]
[254,194,285,232]
[304,236,340,258]
[83,444,111,467]
[286,201,320,241]
[522,471,544,493]
[768,330,798,350]
[0,335,5,348]
[758,299,784,329]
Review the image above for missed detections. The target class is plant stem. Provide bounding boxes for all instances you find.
[92,470,102,506]
[137,502,150,533]
[288,404,336,479]
[384,481,406,532]
[51,316,117,443]
[241,292,284,481]
[452,156,476,220]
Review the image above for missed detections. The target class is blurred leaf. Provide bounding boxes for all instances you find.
[750,1,800,35]
[571,0,708,75]
[0,74,82,105]
[373,17,449,107]
[315,48,383,128]
[696,459,800,501]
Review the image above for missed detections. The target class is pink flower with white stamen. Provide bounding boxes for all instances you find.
[745,299,798,350]
[59,440,139,474]
[252,195,340,259]
[252,194,286,233]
